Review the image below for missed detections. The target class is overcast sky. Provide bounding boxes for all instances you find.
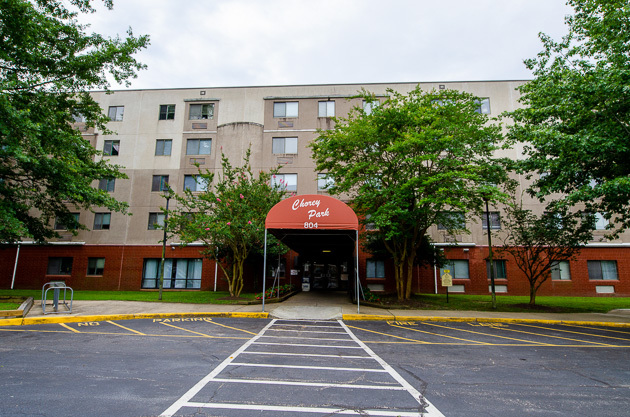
[83,0,574,90]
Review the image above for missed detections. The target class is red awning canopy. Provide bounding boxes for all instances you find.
[265,194,358,231]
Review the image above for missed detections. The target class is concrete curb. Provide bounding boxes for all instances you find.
[0,311,269,326]
[341,314,630,328]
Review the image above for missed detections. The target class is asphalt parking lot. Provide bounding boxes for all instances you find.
[1,318,628,416]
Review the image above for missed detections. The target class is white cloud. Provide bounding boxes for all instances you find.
[81,0,573,89]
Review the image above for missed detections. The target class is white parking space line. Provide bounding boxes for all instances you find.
[268,328,348,334]
[161,319,446,417]
[229,362,388,372]
[185,402,426,416]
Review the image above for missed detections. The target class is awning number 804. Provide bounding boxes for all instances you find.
[304,222,318,229]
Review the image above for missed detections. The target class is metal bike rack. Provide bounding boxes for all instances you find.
[42,281,73,314]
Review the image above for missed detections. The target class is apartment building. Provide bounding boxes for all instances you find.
[1,81,628,297]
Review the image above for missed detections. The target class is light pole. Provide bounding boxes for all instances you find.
[484,195,497,309]
[158,190,171,301]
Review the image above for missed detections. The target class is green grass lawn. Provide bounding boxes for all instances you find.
[0,290,257,304]
[0,302,20,310]
[401,294,630,313]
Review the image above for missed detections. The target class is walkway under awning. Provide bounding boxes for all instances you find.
[262,195,361,313]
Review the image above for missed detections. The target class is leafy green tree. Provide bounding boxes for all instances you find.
[498,195,594,305]
[0,0,149,242]
[166,150,286,297]
[311,86,509,300]
[507,0,630,235]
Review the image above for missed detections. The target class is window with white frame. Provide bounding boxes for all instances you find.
[155,139,172,156]
[47,257,73,275]
[271,174,297,192]
[148,212,165,230]
[317,173,334,191]
[318,101,335,117]
[486,260,507,279]
[273,101,299,118]
[587,260,618,280]
[440,260,470,279]
[189,104,214,120]
[87,258,105,276]
[98,178,115,192]
[550,260,571,280]
[107,106,124,121]
[482,212,501,229]
[186,139,212,155]
[594,213,608,230]
[475,98,491,114]
[159,104,175,120]
[362,99,379,115]
[142,258,202,289]
[366,259,385,278]
[152,175,169,192]
[184,175,208,192]
[93,213,111,230]
[272,137,298,154]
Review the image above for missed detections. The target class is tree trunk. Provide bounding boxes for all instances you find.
[529,284,536,306]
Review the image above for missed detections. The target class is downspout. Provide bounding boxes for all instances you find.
[11,243,21,290]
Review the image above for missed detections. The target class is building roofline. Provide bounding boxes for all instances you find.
[89,79,531,94]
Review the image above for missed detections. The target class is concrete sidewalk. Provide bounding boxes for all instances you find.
[2,291,630,327]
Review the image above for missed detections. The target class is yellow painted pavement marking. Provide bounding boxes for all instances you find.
[420,322,547,345]
[389,323,493,345]
[107,320,146,335]
[564,323,630,336]
[159,322,217,337]
[346,325,431,344]
[514,323,630,344]
[494,325,616,347]
[59,323,80,333]
[205,319,258,336]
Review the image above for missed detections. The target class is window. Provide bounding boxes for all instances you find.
[98,178,115,192]
[103,140,120,156]
[482,212,501,229]
[317,173,334,191]
[486,260,507,279]
[142,258,202,289]
[159,104,175,120]
[72,113,86,123]
[155,139,172,156]
[189,104,214,120]
[47,257,73,275]
[271,174,297,192]
[587,260,618,280]
[363,99,379,115]
[440,260,470,279]
[152,175,169,192]
[273,102,299,118]
[54,213,79,230]
[148,212,165,230]
[93,213,111,230]
[594,213,608,230]
[184,175,208,192]
[318,101,335,117]
[550,261,571,280]
[186,139,212,155]
[438,212,466,230]
[87,258,105,276]
[107,106,124,121]
[475,98,491,114]
[272,137,298,154]
[366,259,385,278]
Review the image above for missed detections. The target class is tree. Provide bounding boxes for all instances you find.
[507,0,630,236]
[166,150,286,297]
[0,0,149,242]
[311,86,509,300]
[498,195,594,305]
